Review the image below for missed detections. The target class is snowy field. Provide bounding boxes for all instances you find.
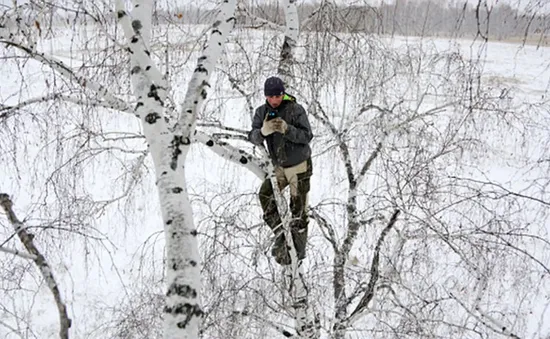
[1,23,549,338]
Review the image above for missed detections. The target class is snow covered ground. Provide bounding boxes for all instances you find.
[1,23,549,338]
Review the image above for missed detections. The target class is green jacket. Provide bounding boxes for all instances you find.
[248,94,313,167]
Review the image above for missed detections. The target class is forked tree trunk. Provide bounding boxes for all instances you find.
[115,1,237,338]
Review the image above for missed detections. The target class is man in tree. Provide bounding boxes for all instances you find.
[248,76,313,265]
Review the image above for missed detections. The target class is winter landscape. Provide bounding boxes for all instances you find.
[1,0,549,338]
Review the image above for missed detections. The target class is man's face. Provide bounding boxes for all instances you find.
[266,95,283,108]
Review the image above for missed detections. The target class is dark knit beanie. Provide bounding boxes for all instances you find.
[264,76,285,96]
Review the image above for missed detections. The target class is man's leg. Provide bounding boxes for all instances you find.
[284,158,312,261]
[259,168,290,265]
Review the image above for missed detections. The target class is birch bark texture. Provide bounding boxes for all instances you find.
[114,1,237,338]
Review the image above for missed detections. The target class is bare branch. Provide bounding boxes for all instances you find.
[449,176,550,207]
[356,142,383,188]
[309,207,339,253]
[348,209,400,320]
[0,41,132,114]
[0,193,71,339]
[236,5,283,31]
[0,245,37,260]
[0,92,135,117]
[449,291,522,339]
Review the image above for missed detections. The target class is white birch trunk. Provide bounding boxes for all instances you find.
[115,1,237,338]
[273,1,319,338]
[278,0,299,86]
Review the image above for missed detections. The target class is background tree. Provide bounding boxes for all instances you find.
[1,0,549,339]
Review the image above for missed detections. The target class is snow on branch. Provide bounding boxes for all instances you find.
[175,0,237,140]
[193,130,268,180]
[0,41,132,114]
[115,0,167,102]
[0,193,71,339]
[0,92,136,117]
[0,245,37,260]
[348,209,400,321]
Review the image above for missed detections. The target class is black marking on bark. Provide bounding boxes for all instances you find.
[198,56,207,62]
[166,219,173,225]
[194,66,208,74]
[147,84,164,106]
[145,65,151,71]
[189,260,197,267]
[131,36,138,43]
[186,109,192,114]
[238,149,244,154]
[200,89,207,99]
[239,156,248,164]
[164,303,204,329]
[172,187,183,193]
[145,112,161,124]
[212,20,221,28]
[135,102,144,110]
[162,171,168,175]
[193,100,198,104]
[170,135,184,170]
[206,140,214,147]
[125,47,133,54]
[212,29,222,36]
[131,20,142,32]
[131,66,141,74]
[282,330,293,337]
[167,284,197,298]
[117,10,126,19]
[145,50,151,56]
[190,230,197,236]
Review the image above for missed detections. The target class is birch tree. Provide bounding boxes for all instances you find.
[0,0,268,338]
[216,2,550,339]
[1,1,549,339]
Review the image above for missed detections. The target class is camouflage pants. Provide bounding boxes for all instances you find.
[259,158,312,265]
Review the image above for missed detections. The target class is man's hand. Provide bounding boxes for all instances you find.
[272,118,288,134]
[261,115,277,136]
[261,117,287,136]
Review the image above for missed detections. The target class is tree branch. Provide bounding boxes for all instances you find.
[175,2,237,142]
[0,40,132,114]
[0,193,71,339]
[348,209,400,320]
[449,291,522,339]
[0,245,37,260]
[193,130,268,180]
[0,92,135,117]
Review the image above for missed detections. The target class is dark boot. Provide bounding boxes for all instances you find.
[291,219,308,260]
[271,232,291,265]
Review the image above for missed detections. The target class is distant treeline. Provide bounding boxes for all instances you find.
[44,1,548,42]
[154,1,548,41]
